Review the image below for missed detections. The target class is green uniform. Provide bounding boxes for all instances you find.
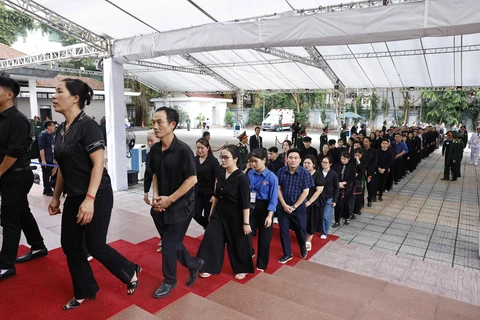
[320,133,328,150]
[237,142,248,170]
[278,118,283,132]
[186,117,191,131]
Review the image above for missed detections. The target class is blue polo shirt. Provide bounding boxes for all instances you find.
[247,168,278,212]
[392,141,408,156]
[277,165,314,205]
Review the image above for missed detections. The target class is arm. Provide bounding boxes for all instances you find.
[154,175,198,211]
[306,186,322,206]
[294,189,310,208]
[48,168,64,215]
[0,156,17,177]
[38,134,46,164]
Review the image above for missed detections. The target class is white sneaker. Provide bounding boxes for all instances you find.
[87,255,93,262]
[475,163,478,166]
[273,217,278,224]
[320,235,327,240]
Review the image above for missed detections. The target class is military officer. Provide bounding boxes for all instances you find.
[442,131,461,181]
[236,131,249,170]
[320,126,328,150]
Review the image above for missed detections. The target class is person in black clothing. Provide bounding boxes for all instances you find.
[144,130,161,252]
[197,145,254,280]
[382,121,387,134]
[149,107,204,298]
[301,136,318,164]
[375,139,394,201]
[405,132,415,173]
[328,139,341,166]
[38,120,56,196]
[317,156,339,239]
[413,130,422,169]
[249,127,263,151]
[47,78,140,310]
[0,77,47,282]
[291,121,301,147]
[194,137,222,229]
[352,148,365,218]
[363,137,377,206]
[333,152,355,227]
[370,132,380,150]
[351,122,358,135]
[303,155,325,251]
[267,146,284,174]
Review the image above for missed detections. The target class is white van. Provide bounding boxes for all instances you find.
[261,109,295,131]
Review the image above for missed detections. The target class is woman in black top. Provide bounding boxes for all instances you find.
[197,145,254,280]
[194,138,222,229]
[370,132,380,150]
[405,132,415,173]
[352,148,365,218]
[303,155,325,251]
[48,79,140,311]
[333,152,356,227]
[318,156,339,239]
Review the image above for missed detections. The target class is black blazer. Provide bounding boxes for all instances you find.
[249,134,263,151]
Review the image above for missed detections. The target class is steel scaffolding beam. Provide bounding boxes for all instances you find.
[31,65,104,76]
[206,58,292,68]
[180,54,239,90]
[126,60,206,75]
[0,44,105,71]
[303,46,345,90]
[123,71,163,93]
[1,0,109,51]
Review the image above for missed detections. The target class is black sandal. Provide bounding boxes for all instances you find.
[127,264,142,295]
[62,295,96,311]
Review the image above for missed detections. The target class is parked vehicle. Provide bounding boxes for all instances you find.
[261,109,295,131]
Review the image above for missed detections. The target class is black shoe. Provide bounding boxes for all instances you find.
[378,196,383,201]
[332,222,340,228]
[186,258,204,287]
[45,191,54,197]
[357,212,362,215]
[344,219,350,225]
[451,179,457,181]
[394,181,398,185]
[278,255,293,264]
[127,264,142,295]
[0,268,16,281]
[62,295,96,311]
[372,197,377,203]
[300,247,307,259]
[351,214,357,220]
[154,282,177,299]
[367,201,372,207]
[16,247,48,263]
[440,178,449,181]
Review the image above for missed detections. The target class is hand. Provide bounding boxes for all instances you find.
[264,216,272,228]
[243,224,252,235]
[77,198,94,225]
[367,176,371,183]
[48,198,61,215]
[282,204,292,214]
[305,201,311,207]
[209,196,214,203]
[41,161,47,167]
[152,195,173,212]
[453,160,456,163]
[332,202,336,207]
[143,193,151,205]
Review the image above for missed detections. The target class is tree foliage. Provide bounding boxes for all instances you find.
[421,90,470,126]
[0,5,35,46]
[224,109,234,126]
[381,98,390,116]
[247,107,264,125]
[466,96,480,130]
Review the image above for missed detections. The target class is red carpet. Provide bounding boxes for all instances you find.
[0,226,337,319]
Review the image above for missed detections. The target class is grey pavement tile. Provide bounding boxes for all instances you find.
[369,219,392,227]
[380,234,406,244]
[428,243,455,254]
[412,221,436,230]
[406,232,432,242]
[371,247,397,255]
[372,215,395,222]
[375,240,402,251]
[351,236,378,246]
[360,230,384,239]
[363,224,388,233]
[397,252,425,260]
[399,245,427,257]
[334,232,357,242]
[349,242,374,250]
[432,231,457,240]
[430,236,456,247]
[389,223,412,231]
[410,226,434,235]
[435,225,458,233]
[425,250,454,263]
[385,228,409,237]
[403,238,429,249]
[392,218,415,226]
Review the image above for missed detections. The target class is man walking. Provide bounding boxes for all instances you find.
[38,120,56,196]
[0,77,47,281]
[149,107,204,298]
[468,126,480,166]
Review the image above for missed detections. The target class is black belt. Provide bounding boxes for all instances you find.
[11,166,37,172]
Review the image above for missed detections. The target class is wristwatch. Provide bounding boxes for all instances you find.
[292,204,296,209]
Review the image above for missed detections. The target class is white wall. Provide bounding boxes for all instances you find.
[154,99,229,127]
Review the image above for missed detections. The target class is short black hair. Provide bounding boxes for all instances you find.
[303,136,312,143]
[248,148,267,161]
[155,106,179,130]
[0,76,20,99]
[268,146,278,153]
[202,131,210,138]
[303,154,318,167]
[363,137,371,142]
[222,144,240,160]
[287,148,302,157]
[62,78,93,109]
[282,140,292,147]
[340,151,351,159]
[255,126,261,131]
[328,139,336,146]
[353,147,363,155]
[44,120,55,129]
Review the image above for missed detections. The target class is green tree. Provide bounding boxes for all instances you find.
[172,105,187,128]
[369,93,380,123]
[466,96,480,130]
[0,5,35,46]
[381,98,390,116]
[421,90,470,126]
[224,109,234,126]
[261,93,296,111]
[247,107,263,125]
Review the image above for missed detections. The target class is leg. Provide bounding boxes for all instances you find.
[322,198,334,235]
[197,214,225,275]
[292,208,307,251]
[41,166,53,194]
[277,206,292,256]
[172,218,198,271]
[334,196,344,224]
[193,194,207,228]
[256,216,273,270]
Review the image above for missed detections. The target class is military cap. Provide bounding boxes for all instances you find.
[237,131,247,140]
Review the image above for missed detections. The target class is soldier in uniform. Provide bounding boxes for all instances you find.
[236,131,249,171]
[296,127,307,152]
[186,115,191,131]
[441,131,457,181]
[320,126,328,151]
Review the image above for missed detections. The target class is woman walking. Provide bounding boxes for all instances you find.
[197,145,254,280]
[303,155,325,251]
[318,156,339,239]
[48,78,140,310]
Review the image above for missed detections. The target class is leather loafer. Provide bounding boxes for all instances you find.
[16,247,48,263]
[186,258,204,287]
[0,268,16,281]
[153,282,177,299]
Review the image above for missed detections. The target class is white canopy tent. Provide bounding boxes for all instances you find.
[2,0,480,190]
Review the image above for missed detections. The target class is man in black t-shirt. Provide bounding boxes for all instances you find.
[0,77,47,281]
[149,107,204,298]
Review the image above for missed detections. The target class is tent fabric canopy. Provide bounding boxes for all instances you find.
[32,0,480,92]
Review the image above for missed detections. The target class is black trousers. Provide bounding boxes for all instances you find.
[194,193,212,229]
[278,205,307,256]
[250,200,273,270]
[366,174,377,202]
[377,171,389,197]
[0,170,44,269]
[353,188,364,215]
[394,157,403,181]
[150,209,198,284]
[197,209,254,275]
[41,165,53,193]
[334,190,351,223]
[61,187,135,299]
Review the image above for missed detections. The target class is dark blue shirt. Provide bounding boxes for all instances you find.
[247,168,279,212]
[38,130,54,163]
[277,165,314,205]
[392,141,408,156]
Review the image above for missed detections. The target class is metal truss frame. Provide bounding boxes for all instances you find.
[180,54,239,90]
[1,0,109,52]
[31,65,104,76]
[0,44,105,71]
[229,0,424,22]
[303,46,345,90]
[123,71,163,93]
[126,60,206,75]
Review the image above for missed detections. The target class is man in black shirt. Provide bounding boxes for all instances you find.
[0,77,47,281]
[149,107,204,298]
[267,147,284,174]
[362,137,378,206]
[249,126,263,151]
[38,120,56,196]
[375,139,394,201]
[300,136,318,165]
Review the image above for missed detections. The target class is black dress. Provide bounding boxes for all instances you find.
[194,154,222,229]
[197,169,254,275]
[306,170,325,235]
